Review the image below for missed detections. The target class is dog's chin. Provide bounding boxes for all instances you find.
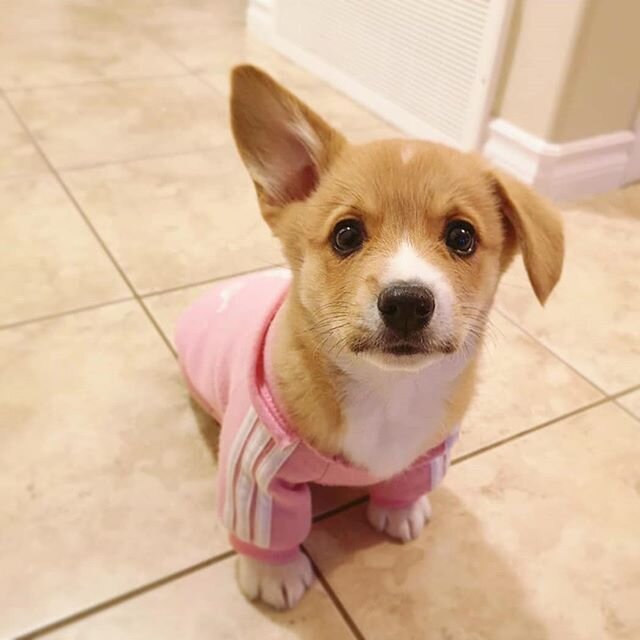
[358,349,446,372]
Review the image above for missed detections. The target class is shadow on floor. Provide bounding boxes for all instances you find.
[300,489,551,640]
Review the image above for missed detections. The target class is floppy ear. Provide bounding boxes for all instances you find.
[230,65,346,222]
[491,170,565,305]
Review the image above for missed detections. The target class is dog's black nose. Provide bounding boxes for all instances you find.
[377,284,435,335]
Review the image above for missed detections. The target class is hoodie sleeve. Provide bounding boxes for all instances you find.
[217,410,323,564]
[368,437,455,509]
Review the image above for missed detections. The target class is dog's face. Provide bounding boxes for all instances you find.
[289,142,514,370]
[230,66,564,371]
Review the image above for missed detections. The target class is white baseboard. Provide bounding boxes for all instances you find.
[246,0,275,39]
[483,118,637,201]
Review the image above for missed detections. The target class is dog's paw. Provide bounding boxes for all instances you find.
[236,550,314,610]
[367,495,432,543]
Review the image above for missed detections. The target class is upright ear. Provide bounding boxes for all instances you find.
[491,170,565,305]
[230,65,346,220]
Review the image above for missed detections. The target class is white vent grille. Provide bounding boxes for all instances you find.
[258,0,512,149]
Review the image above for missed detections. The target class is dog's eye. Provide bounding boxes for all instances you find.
[332,219,365,255]
[444,220,476,256]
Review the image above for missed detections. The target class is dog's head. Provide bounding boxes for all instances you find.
[230,65,564,371]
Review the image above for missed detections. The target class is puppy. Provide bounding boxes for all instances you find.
[175,65,564,609]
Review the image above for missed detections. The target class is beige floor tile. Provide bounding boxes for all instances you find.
[0,174,129,326]
[0,99,48,178]
[0,27,185,90]
[497,206,640,394]
[618,389,640,419]
[457,311,602,457]
[197,38,333,98]
[0,0,124,36]
[0,302,225,638]
[42,556,354,640]
[572,181,640,220]
[116,0,246,29]
[307,402,640,640]
[7,76,230,169]
[64,150,282,294]
[147,23,285,76]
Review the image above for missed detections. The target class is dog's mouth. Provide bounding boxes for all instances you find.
[382,342,423,356]
[351,332,456,358]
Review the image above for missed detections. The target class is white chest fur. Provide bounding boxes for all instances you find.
[339,353,470,479]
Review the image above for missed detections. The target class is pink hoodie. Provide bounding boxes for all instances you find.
[175,268,457,564]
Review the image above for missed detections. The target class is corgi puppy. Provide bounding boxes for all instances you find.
[175,65,564,609]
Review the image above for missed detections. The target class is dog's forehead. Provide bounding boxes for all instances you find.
[343,139,468,174]
[329,140,489,214]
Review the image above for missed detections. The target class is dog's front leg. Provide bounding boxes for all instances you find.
[367,495,432,542]
[367,448,453,542]
[236,549,313,609]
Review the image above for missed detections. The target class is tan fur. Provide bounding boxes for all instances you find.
[490,170,565,304]
[230,65,565,458]
[269,296,346,453]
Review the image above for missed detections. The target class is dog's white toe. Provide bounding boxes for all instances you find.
[367,495,432,542]
[236,550,314,610]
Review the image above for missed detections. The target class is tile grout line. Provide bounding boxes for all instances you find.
[15,551,235,640]
[128,32,245,118]
[190,69,237,102]
[138,296,177,357]
[3,71,191,93]
[313,496,368,524]
[495,308,610,396]
[0,90,178,358]
[452,395,612,465]
[134,22,232,99]
[136,23,198,75]
[302,547,367,640]
[495,309,640,425]
[194,72,225,95]
[142,263,286,298]
[0,296,134,333]
[611,382,640,398]
[135,41,242,137]
[59,145,221,173]
[611,398,640,424]
[133,23,240,105]
[0,263,284,335]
